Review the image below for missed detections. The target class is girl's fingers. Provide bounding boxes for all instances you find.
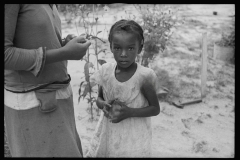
[106,104,111,108]
[103,107,109,115]
[111,118,119,123]
[114,100,124,107]
[102,108,107,113]
[104,112,108,118]
[109,100,115,105]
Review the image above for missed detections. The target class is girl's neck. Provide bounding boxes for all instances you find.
[116,62,137,73]
[115,62,138,83]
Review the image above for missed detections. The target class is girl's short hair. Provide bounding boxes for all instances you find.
[108,19,144,51]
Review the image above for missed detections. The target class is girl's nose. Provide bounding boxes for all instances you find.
[120,50,127,57]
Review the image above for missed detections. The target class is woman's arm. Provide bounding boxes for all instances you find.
[111,81,160,123]
[4,4,38,71]
[4,4,91,71]
[44,37,90,64]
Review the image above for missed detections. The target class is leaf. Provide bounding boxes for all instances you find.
[96,31,102,35]
[82,56,88,62]
[87,98,93,104]
[78,81,85,96]
[90,81,97,88]
[78,96,82,104]
[89,62,94,68]
[81,81,97,100]
[97,49,107,55]
[84,62,90,82]
[82,83,91,98]
[84,62,94,82]
[98,59,107,65]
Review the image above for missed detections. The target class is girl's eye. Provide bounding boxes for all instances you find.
[128,47,134,51]
[113,47,120,50]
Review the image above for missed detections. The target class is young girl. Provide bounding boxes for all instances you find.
[86,19,160,157]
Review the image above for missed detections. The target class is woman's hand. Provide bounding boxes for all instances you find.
[62,35,91,60]
[63,34,77,46]
[44,35,91,64]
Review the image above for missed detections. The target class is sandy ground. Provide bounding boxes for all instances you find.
[60,4,235,158]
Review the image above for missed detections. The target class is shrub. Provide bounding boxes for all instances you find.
[215,17,235,64]
[134,4,184,67]
[216,30,235,47]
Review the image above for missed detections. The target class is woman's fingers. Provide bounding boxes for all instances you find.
[73,36,91,48]
[82,40,92,48]
[75,36,87,43]
[80,33,86,37]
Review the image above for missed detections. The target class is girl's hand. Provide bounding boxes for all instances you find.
[101,100,113,119]
[110,100,132,123]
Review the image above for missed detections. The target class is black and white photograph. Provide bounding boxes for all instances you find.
[4,4,235,158]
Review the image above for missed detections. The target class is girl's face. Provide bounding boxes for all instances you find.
[110,31,141,69]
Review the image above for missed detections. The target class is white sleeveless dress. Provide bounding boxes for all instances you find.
[86,62,158,157]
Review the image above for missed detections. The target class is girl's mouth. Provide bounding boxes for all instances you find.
[119,61,128,64]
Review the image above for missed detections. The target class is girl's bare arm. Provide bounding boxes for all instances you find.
[134,81,160,116]
[96,86,112,117]
[96,86,106,110]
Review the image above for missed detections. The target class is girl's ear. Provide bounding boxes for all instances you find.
[138,44,143,54]
[110,43,113,53]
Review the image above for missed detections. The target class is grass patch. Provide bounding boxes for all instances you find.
[152,67,178,102]
[164,49,200,61]
[179,65,200,79]
[215,69,228,90]
[152,67,175,91]
[171,79,201,100]
[188,47,195,51]
[207,68,216,81]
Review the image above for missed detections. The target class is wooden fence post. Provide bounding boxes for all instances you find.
[201,33,208,99]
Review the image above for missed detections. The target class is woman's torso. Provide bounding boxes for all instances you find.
[5,4,68,91]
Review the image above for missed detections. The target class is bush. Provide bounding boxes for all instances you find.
[134,4,184,67]
[216,30,235,47]
[215,17,235,64]
[57,4,107,24]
